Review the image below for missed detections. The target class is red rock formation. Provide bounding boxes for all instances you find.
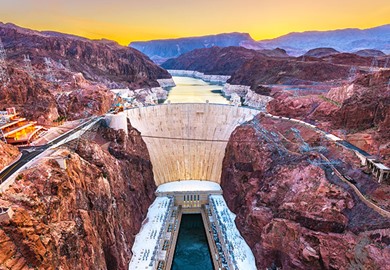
[0,141,19,171]
[162,46,262,75]
[221,116,390,269]
[228,55,350,89]
[268,69,390,163]
[0,22,172,123]
[0,22,170,89]
[0,67,60,124]
[0,122,156,269]
[161,46,290,75]
[304,47,340,58]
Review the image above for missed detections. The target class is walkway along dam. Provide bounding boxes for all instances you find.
[106,103,259,270]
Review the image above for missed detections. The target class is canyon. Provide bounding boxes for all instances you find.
[221,115,390,269]
[0,122,156,269]
[0,22,389,270]
[0,22,172,124]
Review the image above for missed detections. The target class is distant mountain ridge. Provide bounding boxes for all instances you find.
[130,24,390,62]
[253,24,390,56]
[130,32,254,64]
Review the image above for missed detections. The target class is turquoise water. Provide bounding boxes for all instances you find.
[165,76,229,104]
[172,214,213,270]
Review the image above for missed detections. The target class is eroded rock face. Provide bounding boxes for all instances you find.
[0,67,60,124]
[161,46,290,77]
[228,55,350,88]
[0,141,19,171]
[267,69,390,163]
[0,22,172,123]
[0,22,170,89]
[0,122,156,269]
[221,116,390,269]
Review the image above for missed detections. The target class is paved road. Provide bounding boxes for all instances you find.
[0,117,101,185]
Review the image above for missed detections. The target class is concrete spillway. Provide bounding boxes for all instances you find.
[126,103,259,185]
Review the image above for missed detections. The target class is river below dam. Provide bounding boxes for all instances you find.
[171,214,213,270]
[164,76,230,104]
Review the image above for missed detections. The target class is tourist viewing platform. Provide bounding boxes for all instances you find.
[0,107,46,146]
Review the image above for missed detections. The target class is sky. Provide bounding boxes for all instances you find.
[1,0,389,45]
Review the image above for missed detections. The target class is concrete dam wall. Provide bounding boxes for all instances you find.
[126,104,259,185]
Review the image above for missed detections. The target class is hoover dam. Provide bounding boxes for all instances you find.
[107,102,259,270]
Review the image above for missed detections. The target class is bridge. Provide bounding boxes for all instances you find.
[122,103,259,185]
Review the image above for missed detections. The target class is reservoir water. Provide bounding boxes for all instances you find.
[172,214,213,270]
[165,76,229,104]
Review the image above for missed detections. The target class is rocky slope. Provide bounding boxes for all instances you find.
[303,48,339,58]
[1,22,170,89]
[0,121,156,269]
[228,55,350,88]
[268,69,390,163]
[354,49,386,57]
[0,22,172,123]
[162,46,289,76]
[130,32,254,64]
[221,115,390,269]
[0,141,19,171]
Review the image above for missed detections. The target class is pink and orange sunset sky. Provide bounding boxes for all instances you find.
[1,0,389,45]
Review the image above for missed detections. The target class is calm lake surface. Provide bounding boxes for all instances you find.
[164,76,229,104]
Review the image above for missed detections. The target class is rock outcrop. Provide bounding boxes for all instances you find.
[130,32,255,64]
[304,47,340,58]
[162,46,290,77]
[267,69,390,162]
[221,115,390,269]
[0,122,156,269]
[162,46,260,76]
[0,22,172,122]
[0,22,171,89]
[228,55,350,88]
[0,141,19,171]
[354,49,386,58]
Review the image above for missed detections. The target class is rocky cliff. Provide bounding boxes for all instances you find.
[221,115,390,269]
[161,46,289,76]
[0,22,171,89]
[0,121,156,269]
[0,141,19,171]
[0,22,172,123]
[228,55,350,88]
[267,69,390,162]
[130,32,254,64]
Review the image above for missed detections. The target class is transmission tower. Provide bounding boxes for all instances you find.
[252,117,287,157]
[23,54,35,78]
[347,66,357,82]
[370,57,378,73]
[0,38,9,86]
[44,57,56,82]
[385,57,389,69]
[291,127,327,153]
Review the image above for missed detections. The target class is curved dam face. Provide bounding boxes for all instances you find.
[126,103,259,185]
